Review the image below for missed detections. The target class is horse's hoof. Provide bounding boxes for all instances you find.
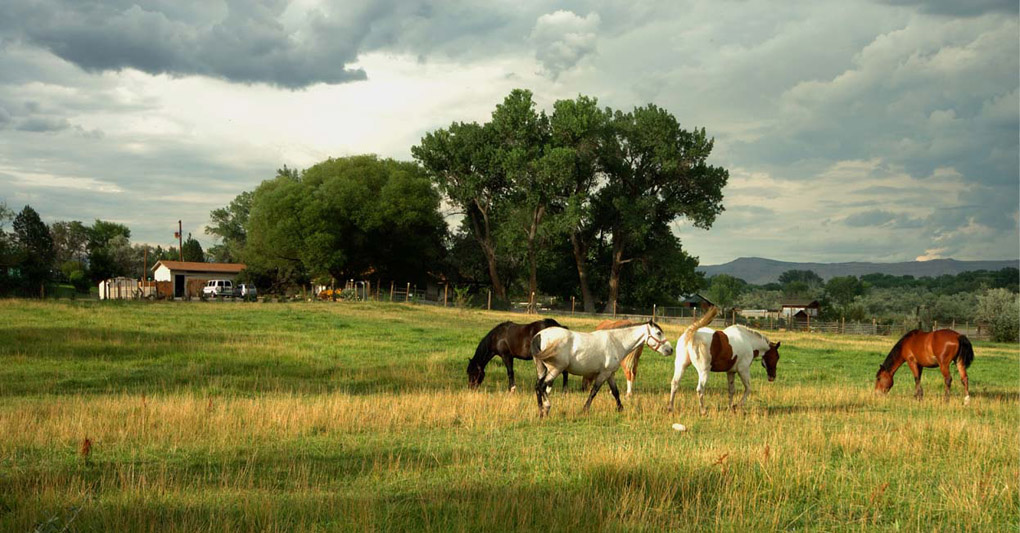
[616,406,624,413]
[510,386,517,393]
[964,395,971,405]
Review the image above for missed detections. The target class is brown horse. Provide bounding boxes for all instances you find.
[874,329,974,403]
[468,319,568,391]
[585,319,645,397]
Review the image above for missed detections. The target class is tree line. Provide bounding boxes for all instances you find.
[206,90,729,311]
[0,204,204,297]
[705,267,1019,341]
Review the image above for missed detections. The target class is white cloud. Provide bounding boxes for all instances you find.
[530,10,600,78]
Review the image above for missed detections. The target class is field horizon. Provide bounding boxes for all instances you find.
[1,300,1016,531]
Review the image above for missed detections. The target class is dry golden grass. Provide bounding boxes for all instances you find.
[0,300,1016,531]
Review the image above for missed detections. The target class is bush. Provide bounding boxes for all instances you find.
[976,288,1019,343]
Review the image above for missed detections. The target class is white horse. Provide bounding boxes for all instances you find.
[530,321,674,417]
[668,307,781,413]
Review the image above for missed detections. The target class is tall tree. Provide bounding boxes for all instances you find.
[598,105,728,312]
[413,121,509,300]
[50,221,89,267]
[550,95,610,312]
[246,156,446,287]
[86,220,132,282]
[181,234,205,262]
[825,275,865,315]
[12,205,55,293]
[490,89,571,308]
[0,203,17,293]
[706,274,746,316]
[206,191,253,263]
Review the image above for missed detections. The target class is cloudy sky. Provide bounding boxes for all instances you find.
[0,0,1016,265]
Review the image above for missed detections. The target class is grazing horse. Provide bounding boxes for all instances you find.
[582,319,645,397]
[669,307,781,413]
[874,329,973,403]
[530,321,673,417]
[467,319,568,392]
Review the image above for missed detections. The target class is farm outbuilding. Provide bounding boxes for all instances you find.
[679,293,716,310]
[151,260,246,299]
[98,277,140,300]
[781,299,821,327]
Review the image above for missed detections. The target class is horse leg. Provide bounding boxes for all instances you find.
[535,363,548,416]
[624,350,641,398]
[539,367,562,417]
[582,376,607,413]
[956,358,971,405]
[668,351,691,413]
[562,373,569,394]
[696,369,709,415]
[737,367,752,409]
[607,375,624,412]
[939,361,952,402]
[726,372,736,410]
[503,355,516,392]
[907,361,923,400]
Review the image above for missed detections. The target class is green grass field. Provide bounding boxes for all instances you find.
[1,300,1017,532]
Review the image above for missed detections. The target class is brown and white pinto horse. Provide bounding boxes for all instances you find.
[669,307,782,413]
[874,329,974,403]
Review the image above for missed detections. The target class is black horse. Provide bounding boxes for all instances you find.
[468,318,568,391]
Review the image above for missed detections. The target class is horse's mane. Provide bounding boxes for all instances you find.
[470,322,511,365]
[879,329,919,372]
[596,319,639,330]
[730,324,771,344]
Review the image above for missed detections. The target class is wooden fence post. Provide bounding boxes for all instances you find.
[653,304,657,322]
[405,282,410,302]
[390,281,395,302]
[841,316,845,334]
[571,296,575,315]
[530,292,535,314]
[444,284,448,307]
[613,301,617,319]
[487,290,492,311]
[933,320,938,332]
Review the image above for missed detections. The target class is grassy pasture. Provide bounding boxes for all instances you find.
[0,299,1016,532]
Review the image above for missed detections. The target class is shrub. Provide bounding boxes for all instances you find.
[976,288,1019,343]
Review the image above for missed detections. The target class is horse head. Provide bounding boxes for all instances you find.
[874,366,893,393]
[762,341,781,382]
[467,358,485,389]
[645,321,674,356]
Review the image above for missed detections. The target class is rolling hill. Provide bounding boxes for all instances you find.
[697,257,1018,285]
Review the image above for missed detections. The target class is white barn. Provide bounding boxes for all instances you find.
[151,260,246,299]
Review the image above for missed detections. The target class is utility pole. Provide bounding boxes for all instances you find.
[177,220,183,261]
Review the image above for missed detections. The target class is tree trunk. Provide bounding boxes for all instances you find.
[525,206,545,313]
[606,233,625,313]
[570,232,595,313]
[480,240,505,300]
[468,202,506,300]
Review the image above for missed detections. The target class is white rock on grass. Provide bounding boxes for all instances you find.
[671,423,688,432]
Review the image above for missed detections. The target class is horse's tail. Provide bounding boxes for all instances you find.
[531,335,563,362]
[683,306,719,351]
[957,335,974,369]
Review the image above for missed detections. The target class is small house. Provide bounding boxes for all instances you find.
[151,260,246,299]
[781,299,821,320]
[679,293,716,310]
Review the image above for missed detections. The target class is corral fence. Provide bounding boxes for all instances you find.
[311,282,995,341]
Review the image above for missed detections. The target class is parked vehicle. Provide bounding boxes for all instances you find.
[202,279,238,299]
[239,283,257,301]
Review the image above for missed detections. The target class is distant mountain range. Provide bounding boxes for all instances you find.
[698,257,1019,285]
